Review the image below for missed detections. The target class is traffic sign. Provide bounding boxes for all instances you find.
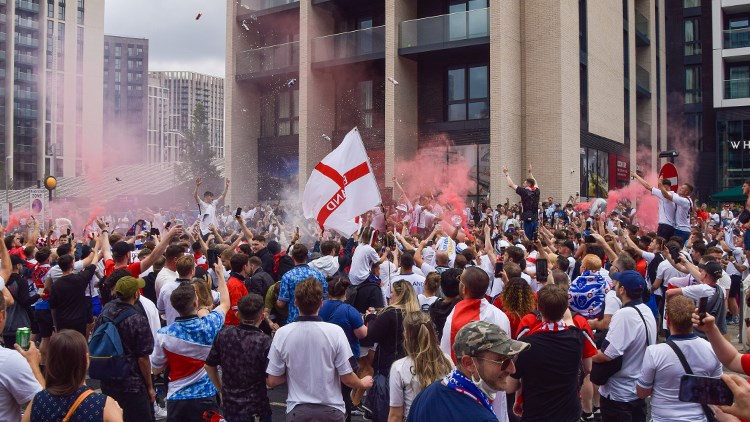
[659,163,678,193]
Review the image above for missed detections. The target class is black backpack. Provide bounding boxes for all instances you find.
[98,268,131,306]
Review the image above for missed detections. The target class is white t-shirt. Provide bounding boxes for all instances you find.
[389,355,453,418]
[418,294,438,310]
[671,194,693,232]
[726,247,748,278]
[0,347,42,421]
[138,295,161,350]
[154,267,178,299]
[681,284,717,302]
[717,271,732,291]
[157,279,186,326]
[651,188,676,227]
[349,244,379,286]
[602,290,622,316]
[395,272,426,295]
[600,303,657,402]
[637,337,722,422]
[198,199,219,235]
[309,255,340,278]
[656,261,687,296]
[267,321,353,414]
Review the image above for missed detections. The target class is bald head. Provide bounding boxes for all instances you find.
[436,252,450,267]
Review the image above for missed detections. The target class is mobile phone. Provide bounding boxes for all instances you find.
[698,296,708,324]
[67,228,71,236]
[235,207,242,217]
[165,221,172,229]
[494,261,504,278]
[207,248,219,267]
[150,227,160,236]
[669,246,681,262]
[426,240,434,247]
[678,374,733,406]
[295,226,300,235]
[175,219,184,226]
[536,259,548,282]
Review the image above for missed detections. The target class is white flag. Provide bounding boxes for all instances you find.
[303,128,381,236]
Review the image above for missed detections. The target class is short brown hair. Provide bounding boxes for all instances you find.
[460,267,489,299]
[537,285,569,322]
[666,295,695,333]
[171,283,197,316]
[328,275,351,298]
[176,255,195,278]
[295,277,323,316]
[291,244,308,264]
[424,272,441,294]
[45,330,89,396]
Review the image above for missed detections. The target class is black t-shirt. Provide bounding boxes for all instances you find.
[516,186,540,221]
[49,265,97,326]
[512,329,584,422]
[365,307,405,372]
[429,299,458,341]
[346,281,385,314]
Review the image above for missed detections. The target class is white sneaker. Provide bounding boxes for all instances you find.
[154,404,167,419]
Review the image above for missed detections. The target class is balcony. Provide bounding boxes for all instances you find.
[15,126,36,137]
[238,0,298,17]
[725,28,750,49]
[635,11,649,46]
[16,0,40,13]
[14,107,37,119]
[400,8,489,56]
[312,26,385,67]
[636,65,650,97]
[14,89,37,101]
[14,53,37,66]
[14,71,34,82]
[15,34,39,48]
[15,17,39,31]
[0,51,5,62]
[725,78,750,99]
[236,41,299,80]
[0,32,6,42]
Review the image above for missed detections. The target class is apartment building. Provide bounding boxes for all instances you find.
[149,70,225,161]
[0,0,104,189]
[102,35,148,166]
[225,0,667,205]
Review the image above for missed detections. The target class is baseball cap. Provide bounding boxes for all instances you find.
[114,276,145,298]
[560,240,575,251]
[699,261,723,279]
[611,270,645,295]
[453,321,530,359]
[111,241,133,258]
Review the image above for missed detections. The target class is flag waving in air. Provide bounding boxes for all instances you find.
[303,128,381,236]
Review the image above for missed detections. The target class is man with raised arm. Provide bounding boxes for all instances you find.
[503,164,540,240]
[631,171,676,241]
[194,178,230,237]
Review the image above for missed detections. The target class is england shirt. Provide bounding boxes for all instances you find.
[671,194,693,232]
[651,188,676,227]
[198,199,219,235]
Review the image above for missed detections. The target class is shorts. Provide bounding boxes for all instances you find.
[35,309,54,338]
[657,224,675,241]
[90,296,102,317]
[730,274,742,299]
[28,308,39,335]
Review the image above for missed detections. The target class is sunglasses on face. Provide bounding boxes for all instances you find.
[475,355,515,371]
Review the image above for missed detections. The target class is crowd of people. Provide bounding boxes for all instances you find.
[1,173,750,422]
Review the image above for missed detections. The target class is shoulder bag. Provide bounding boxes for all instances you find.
[590,303,650,385]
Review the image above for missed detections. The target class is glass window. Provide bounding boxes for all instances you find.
[359,80,373,129]
[114,45,121,57]
[277,91,291,136]
[448,65,488,121]
[48,0,54,17]
[685,65,701,104]
[683,0,700,7]
[684,18,701,56]
[59,0,66,20]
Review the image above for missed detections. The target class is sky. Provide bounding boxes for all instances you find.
[104,0,227,78]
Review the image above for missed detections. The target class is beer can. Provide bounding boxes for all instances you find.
[16,327,30,350]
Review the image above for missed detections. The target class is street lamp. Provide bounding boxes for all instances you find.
[658,150,679,163]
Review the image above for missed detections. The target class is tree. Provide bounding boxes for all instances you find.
[176,102,221,183]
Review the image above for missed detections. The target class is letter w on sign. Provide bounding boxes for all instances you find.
[303,128,382,236]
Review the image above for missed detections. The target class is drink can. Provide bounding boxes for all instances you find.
[16,327,30,350]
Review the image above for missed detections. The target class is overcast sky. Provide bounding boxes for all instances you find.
[104,0,227,77]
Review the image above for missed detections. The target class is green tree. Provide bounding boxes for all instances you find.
[176,102,220,183]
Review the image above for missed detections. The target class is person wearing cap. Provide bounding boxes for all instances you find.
[592,270,656,422]
[557,239,577,279]
[95,276,155,422]
[408,320,529,422]
[665,257,727,339]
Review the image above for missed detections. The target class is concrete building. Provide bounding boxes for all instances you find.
[102,35,148,166]
[147,74,170,163]
[149,70,225,160]
[0,0,104,189]
[225,0,667,204]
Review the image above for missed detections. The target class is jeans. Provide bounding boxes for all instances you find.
[600,396,647,422]
[166,396,220,422]
[674,229,691,246]
[101,387,154,422]
[523,219,538,240]
[656,223,675,242]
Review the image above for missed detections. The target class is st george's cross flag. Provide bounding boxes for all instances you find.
[302,128,381,236]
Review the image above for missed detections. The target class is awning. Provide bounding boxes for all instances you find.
[710,186,747,203]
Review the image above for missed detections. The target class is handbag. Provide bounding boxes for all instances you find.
[665,341,718,422]
[590,303,650,386]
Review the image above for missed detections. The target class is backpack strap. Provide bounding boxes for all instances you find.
[666,340,716,421]
[62,389,95,422]
[626,303,651,346]
[110,307,138,326]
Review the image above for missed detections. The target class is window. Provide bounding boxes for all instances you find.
[59,0,66,20]
[727,64,750,99]
[114,44,121,57]
[114,58,120,70]
[57,23,65,70]
[48,0,54,17]
[684,18,701,56]
[136,46,143,56]
[359,80,373,128]
[448,0,489,40]
[683,0,700,7]
[685,65,701,104]
[447,65,489,121]
[77,0,84,24]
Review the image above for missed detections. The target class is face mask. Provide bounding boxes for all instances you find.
[470,358,497,401]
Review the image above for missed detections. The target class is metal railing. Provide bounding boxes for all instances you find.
[14,53,37,65]
[15,17,39,30]
[724,28,750,49]
[312,26,385,63]
[13,71,34,82]
[14,89,37,101]
[14,108,37,119]
[725,78,750,99]
[239,0,298,12]
[236,40,299,74]
[15,34,40,48]
[400,8,489,49]
[16,0,40,13]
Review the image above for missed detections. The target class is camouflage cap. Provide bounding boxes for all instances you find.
[453,321,530,358]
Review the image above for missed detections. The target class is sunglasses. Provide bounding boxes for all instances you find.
[475,355,515,371]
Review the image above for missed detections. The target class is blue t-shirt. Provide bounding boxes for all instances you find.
[407,381,497,422]
[319,299,364,359]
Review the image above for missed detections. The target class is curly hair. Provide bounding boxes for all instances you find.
[500,277,536,320]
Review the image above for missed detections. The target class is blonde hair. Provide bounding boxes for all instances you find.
[582,254,602,272]
[402,312,453,390]
[191,277,214,308]
[389,280,420,314]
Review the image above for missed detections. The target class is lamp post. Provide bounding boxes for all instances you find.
[44,175,57,203]
[658,150,679,164]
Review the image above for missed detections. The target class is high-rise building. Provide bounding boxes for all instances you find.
[149,70,225,160]
[102,35,148,166]
[147,74,170,163]
[0,0,104,189]
[666,0,750,198]
[224,0,667,205]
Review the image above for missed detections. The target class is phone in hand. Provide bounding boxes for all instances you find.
[165,221,172,229]
[536,259,548,282]
[150,227,160,236]
[207,248,219,268]
[494,261,504,278]
[698,297,708,324]
[235,207,242,217]
[669,246,681,262]
[679,374,733,406]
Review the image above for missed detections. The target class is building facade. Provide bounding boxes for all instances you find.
[149,70,225,160]
[147,74,169,163]
[102,35,148,166]
[0,0,104,189]
[225,0,667,205]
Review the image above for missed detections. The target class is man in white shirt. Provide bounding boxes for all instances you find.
[154,244,185,299]
[267,278,373,421]
[593,270,657,422]
[194,178,229,236]
[636,295,722,422]
[308,240,340,279]
[394,253,425,295]
[632,171,676,241]
[666,260,727,339]
[157,256,195,325]
[658,179,694,245]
